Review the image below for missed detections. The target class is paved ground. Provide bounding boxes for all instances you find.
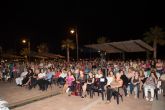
[0,81,165,110]
[12,94,153,110]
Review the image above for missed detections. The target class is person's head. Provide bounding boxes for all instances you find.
[157,59,161,63]
[28,69,33,73]
[80,70,84,75]
[139,69,144,76]
[35,69,40,74]
[40,69,44,73]
[108,71,113,77]
[128,67,133,73]
[134,70,139,78]
[24,68,27,72]
[150,70,158,79]
[67,70,72,76]
[89,72,93,77]
[47,68,51,73]
[115,73,121,79]
[98,69,102,74]
[119,70,124,75]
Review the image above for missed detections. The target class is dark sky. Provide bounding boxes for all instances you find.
[1,1,165,54]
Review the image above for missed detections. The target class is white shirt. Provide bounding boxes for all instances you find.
[20,71,28,78]
[106,76,114,85]
[38,72,46,79]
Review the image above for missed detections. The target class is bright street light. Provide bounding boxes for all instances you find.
[70,28,79,61]
[22,39,26,43]
[70,29,75,34]
[22,39,31,62]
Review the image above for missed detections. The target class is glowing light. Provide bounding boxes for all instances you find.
[70,29,75,34]
[22,39,26,43]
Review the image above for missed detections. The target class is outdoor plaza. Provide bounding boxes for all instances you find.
[0,79,164,110]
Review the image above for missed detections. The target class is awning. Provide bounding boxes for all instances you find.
[1,54,24,59]
[39,53,65,59]
[85,40,153,53]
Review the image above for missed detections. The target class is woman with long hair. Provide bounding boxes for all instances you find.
[64,70,75,95]
[106,73,123,104]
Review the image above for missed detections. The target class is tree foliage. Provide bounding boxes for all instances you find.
[97,36,109,44]
[37,43,49,53]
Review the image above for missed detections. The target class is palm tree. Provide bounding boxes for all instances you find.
[96,36,110,64]
[20,48,29,62]
[61,39,75,62]
[0,46,2,59]
[37,43,49,53]
[144,26,165,59]
[97,36,109,44]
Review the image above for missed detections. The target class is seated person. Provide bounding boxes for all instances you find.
[64,70,75,95]
[58,69,67,87]
[76,70,85,97]
[144,71,158,101]
[139,69,146,92]
[106,73,123,103]
[44,68,53,90]
[29,69,39,89]
[22,69,34,86]
[126,68,135,96]
[160,73,165,96]
[53,69,61,85]
[37,69,46,91]
[131,71,140,98]
[98,75,107,92]
[106,71,114,86]
[15,68,28,86]
[82,72,94,98]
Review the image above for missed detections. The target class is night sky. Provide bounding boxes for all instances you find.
[1,1,165,56]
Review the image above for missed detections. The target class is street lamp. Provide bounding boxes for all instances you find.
[70,28,79,61]
[22,39,30,62]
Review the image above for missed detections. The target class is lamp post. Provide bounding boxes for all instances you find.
[22,39,30,62]
[70,28,79,61]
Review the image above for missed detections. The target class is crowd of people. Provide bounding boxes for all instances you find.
[0,58,165,103]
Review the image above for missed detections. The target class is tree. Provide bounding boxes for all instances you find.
[144,26,165,59]
[96,36,110,63]
[0,46,2,59]
[61,39,75,62]
[97,36,109,44]
[20,48,29,62]
[37,43,49,53]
